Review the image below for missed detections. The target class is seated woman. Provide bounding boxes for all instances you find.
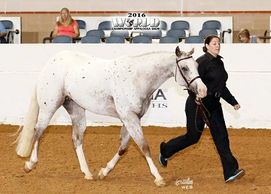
[52,8,79,38]
[238,28,260,43]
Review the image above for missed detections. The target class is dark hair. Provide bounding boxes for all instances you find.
[202,35,221,53]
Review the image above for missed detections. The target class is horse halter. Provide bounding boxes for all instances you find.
[175,56,200,88]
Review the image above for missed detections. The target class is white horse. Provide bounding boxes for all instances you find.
[16,46,207,186]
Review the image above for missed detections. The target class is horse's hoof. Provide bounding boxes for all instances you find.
[84,174,94,180]
[24,162,32,173]
[24,167,31,173]
[98,168,106,180]
[154,178,166,187]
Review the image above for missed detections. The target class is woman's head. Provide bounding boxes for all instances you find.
[59,8,72,25]
[238,29,250,43]
[202,35,221,57]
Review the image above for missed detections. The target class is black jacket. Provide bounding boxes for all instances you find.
[194,52,238,111]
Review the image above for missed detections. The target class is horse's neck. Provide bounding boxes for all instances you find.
[134,52,175,95]
[149,53,175,86]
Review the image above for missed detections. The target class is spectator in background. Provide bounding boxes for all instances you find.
[52,8,79,38]
[238,28,260,43]
[0,21,7,43]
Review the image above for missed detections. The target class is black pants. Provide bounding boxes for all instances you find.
[161,95,239,180]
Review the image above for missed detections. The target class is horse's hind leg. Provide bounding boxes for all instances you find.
[25,109,57,172]
[98,125,130,179]
[120,113,165,186]
[24,80,64,172]
[63,98,93,180]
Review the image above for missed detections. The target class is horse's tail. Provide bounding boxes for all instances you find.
[16,87,39,157]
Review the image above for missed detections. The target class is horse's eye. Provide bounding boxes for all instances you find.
[181,66,188,72]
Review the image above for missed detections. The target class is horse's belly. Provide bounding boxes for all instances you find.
[65,85,118,117]
[82,95,117,117]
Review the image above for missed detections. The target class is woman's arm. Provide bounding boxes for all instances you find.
[221,86,239,109]
[73,23,79,37]
[52,24,59,38]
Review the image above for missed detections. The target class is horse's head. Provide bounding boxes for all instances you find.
[175,46,207,98]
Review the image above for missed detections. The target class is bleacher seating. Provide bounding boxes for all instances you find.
[159,36,179,43]
[98,21,112,31]
[110,30,130,39]
[202,20,221,31]
[159,20,168,31]
[81,35,101,43]
[185,36,204,43]
[166,29,186,41]
[199,29,218,39]
[40,17,233,44]
[105,36,125,43]
[131,35,152,43]
[142,30,162,39]
[52,35,73,43]
[86,29,105,39]
[0,20,19,43]
[76,19,87,37]
[170,20,190,31]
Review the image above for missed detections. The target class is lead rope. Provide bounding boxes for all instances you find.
[195,97,211,132]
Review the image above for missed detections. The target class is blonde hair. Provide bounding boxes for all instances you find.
[57,7,73,26]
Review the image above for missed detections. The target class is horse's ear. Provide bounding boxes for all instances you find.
[175,46,182,57]
[187,48,195,56]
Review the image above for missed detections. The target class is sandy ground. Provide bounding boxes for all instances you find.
[0,124,270,194]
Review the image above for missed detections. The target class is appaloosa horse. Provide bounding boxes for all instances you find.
[16,46,207,186]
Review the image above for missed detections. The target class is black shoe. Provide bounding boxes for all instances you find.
[158,153,168,167]
[159,142,168,167]
[225,169,245,183]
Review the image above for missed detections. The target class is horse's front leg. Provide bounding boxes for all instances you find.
[98,125,131,179]
[121,113,166,187]
[63,99,93,180]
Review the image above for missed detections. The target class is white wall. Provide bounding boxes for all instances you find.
[0,44,270,129]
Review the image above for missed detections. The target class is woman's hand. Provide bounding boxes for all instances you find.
[234,104,240,110]
[195,96,201,105]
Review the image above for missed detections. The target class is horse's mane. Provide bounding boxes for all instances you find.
[129,51,172,58]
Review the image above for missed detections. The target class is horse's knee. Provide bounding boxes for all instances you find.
[142,142,150,156]
[34,128,45,140]
[72,133,83,148]
[72,139,82,149]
